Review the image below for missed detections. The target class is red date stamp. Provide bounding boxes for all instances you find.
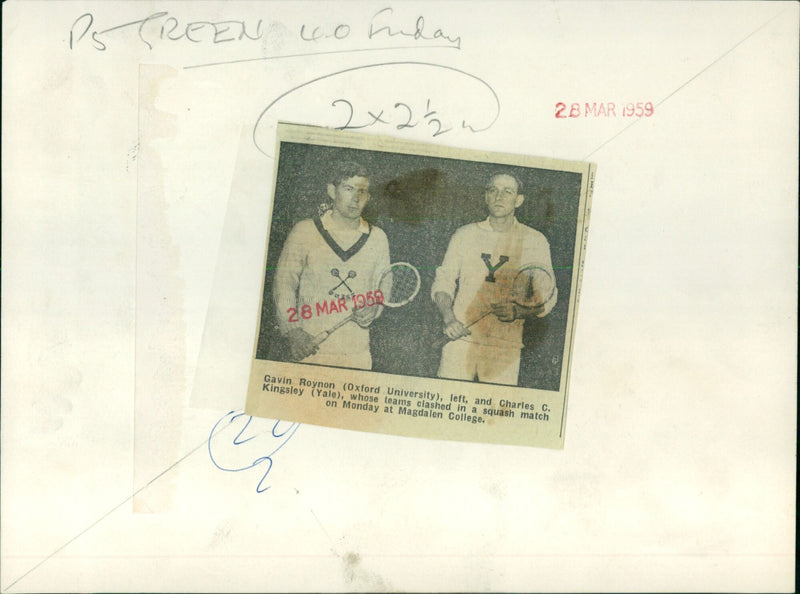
[555,101,654,119]
[287,290,384,322]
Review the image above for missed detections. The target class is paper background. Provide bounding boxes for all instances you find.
[237,123,594,448]
[2,1,796,592]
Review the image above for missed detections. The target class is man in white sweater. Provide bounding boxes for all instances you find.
[432,173,557,385]
[273,161,390,370]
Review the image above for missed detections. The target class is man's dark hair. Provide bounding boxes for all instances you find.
[331,161,368,186]
[488,172,524,194]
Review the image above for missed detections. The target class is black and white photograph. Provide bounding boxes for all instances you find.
[246,123,594,448]
[4,3,796,591]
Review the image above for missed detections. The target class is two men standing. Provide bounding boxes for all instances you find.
[273,167,556,386]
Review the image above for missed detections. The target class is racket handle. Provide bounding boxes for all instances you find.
[432,311,492,349]
[465,310,492,329]
[309,330,331,348]
[310,314,354,347]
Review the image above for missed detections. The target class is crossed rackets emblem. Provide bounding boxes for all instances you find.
[328,268,356,295]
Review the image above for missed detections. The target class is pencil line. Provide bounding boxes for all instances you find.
[2,436,215,592]
[183,44,458,70]
[582,7,789,160]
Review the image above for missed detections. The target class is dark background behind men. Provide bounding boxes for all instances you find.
[257,141,583,391]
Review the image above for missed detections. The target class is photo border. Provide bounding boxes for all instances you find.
[245,122,595,448]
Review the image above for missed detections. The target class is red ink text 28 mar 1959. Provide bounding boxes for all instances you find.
[287,291,383,323]
[555,102,654,119]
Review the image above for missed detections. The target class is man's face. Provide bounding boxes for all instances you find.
[484,174,523,218]
[327,176,370,221]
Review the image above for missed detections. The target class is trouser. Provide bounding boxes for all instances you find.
[303,349,372,370]
[437,339,521,385]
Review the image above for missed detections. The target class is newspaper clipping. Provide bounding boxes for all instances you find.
[245,123,595,448]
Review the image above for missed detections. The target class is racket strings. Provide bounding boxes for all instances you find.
[511,267,555,307]
[378,264,420,306]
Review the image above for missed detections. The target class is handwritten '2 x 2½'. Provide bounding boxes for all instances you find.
[332,98,453,137]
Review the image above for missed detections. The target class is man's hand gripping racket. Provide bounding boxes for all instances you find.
[308,262,421,350]
[434,264,556,349]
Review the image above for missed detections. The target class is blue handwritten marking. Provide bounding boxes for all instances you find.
[207,410,299,493]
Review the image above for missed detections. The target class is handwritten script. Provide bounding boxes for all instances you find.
[69,7,460,53]
[207,411,299,493]
[66,9,489,158]
[69,12,262,51]
[304,6,461,49]
[252,62,500,155]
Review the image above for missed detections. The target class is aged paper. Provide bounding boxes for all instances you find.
[2,2,796,592]
[245,123,594,448]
